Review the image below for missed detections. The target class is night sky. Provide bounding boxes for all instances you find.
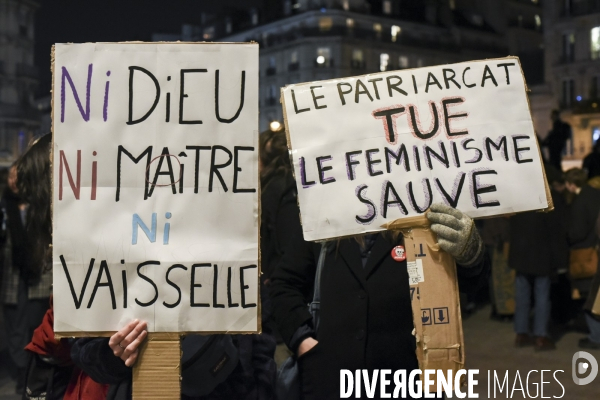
[34,0,262,97]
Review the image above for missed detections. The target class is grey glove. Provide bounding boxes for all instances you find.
[426,203,483,267]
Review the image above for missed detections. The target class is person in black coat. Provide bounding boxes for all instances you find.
[259,128,302,338]
[565,168,600,251]
[542,110,571,171]
[70,324,277,400]
[583,140,600,179]
[270,204,489,399]
[509,187,568,351]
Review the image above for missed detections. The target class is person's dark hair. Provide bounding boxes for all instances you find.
[259,129,291,188]
[564,167,588,188]
[17,133,52,273]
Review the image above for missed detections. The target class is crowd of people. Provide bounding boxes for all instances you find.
[0,107,598,399]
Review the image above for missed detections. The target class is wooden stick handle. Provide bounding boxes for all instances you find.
[132,333,181,399]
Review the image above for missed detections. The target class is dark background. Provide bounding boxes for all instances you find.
[34,0,262,97]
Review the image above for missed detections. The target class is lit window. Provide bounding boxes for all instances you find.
[532,0,539,3]
[383,0,392,15]
[399,56,409,69]
[449,0,456,10]
[319,17,333,31]
[391,25,401,42]
[380,53,389,72]
[373,23,382,33]
[343,0,350,11]
[417,58,424,67]
[291,51,298,64]
[535,15,541,28]
[352,49,364,69]
[591,27,600,60]
[347,18,355,29]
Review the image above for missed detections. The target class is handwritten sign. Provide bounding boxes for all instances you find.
[282,57,549,241]
[52,43,259,333]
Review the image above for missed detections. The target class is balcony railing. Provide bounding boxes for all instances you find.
[351,60,366,69]
[563,0,600,16]
[314,58,335,68]
[247,26,508,56]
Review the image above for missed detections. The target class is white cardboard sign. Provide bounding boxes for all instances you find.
[52,43,259,333]
[282,57,549,242]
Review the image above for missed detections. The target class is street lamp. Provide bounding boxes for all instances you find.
[270,120,282,131]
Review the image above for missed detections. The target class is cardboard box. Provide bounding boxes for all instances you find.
[386,215,464,390]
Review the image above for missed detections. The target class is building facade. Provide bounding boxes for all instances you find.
[0,0,40,167]
[156,0,543,132]
[534,0,600,164]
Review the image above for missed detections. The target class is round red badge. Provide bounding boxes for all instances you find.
[391,245,406,262]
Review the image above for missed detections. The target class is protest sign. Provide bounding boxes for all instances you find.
[281,57,550,242]
[52,43,259,334]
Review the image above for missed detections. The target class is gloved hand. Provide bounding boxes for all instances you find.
[426,203,483,266]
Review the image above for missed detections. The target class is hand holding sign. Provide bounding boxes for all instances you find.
[426,203,483,266]
[108,319,148,367]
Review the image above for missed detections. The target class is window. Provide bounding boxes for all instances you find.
[319,17,333,31]
[346,18,355,29]
[343,0,350,11]
[383,0,392,15]
[417,58,424,67]
[399,56,409,69]
[225,18,232,34]
[535,15,541,29]
[266,85,277,106]
[203,26,214,40]
[352,49,364,68]
[592,27,600,60]
[472,15,484,27]
[591,76,600,98]
[373,23,382,39]
[562,78,575,107]
[391,25,401,42]
[251,9,259,25]
[563,32,575,62]
[316,47,331,67]
[449,0,456,10]
[267,57,276,76]
[380,53,390,72]
[593,126,600,145]
[291,51,298,64]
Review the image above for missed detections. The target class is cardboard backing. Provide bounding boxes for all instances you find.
[132,333,181,399]
[385,215,465,390]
